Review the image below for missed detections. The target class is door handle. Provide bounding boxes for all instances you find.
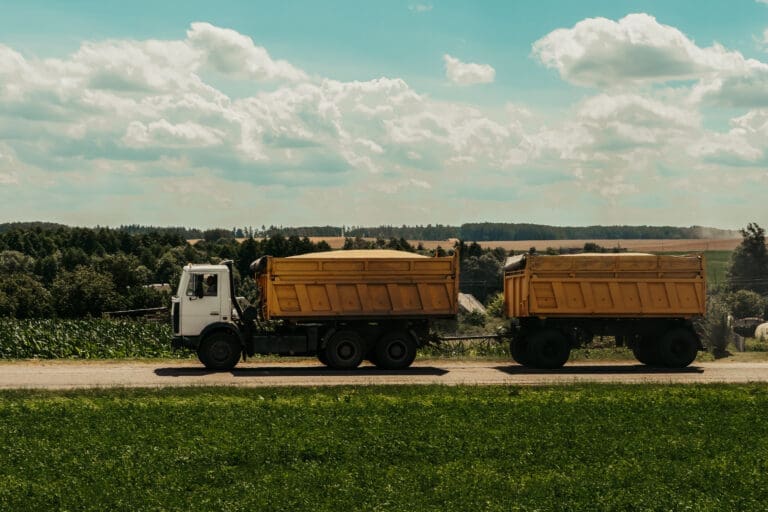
[210,312,219,316]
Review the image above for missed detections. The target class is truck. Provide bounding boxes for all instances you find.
[503,253,706,369]
[171,250,459,371]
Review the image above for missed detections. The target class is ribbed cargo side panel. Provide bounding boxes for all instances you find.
[504,254,705,318]
[262,254,459,320]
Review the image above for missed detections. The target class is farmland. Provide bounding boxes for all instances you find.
[308,237,742,252]
[1,385,767,511]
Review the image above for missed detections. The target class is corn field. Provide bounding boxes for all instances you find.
[0,318,180,359]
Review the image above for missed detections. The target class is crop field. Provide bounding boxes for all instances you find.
[0,319,180,359]
[308,237,741,252]
[1,385,767,511]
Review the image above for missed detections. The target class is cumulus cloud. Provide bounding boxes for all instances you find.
[1,19,768,227]
[532,13,762,87]
[124,119,225,148]
[443,54,495,85]
[187,22,306,82]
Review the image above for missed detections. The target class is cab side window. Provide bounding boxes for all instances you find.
[203,274,218,296]
[186,273,203,297]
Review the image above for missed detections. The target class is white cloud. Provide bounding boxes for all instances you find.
[124,119,225,147]
[2,19,768,228]
[409,4,433,12]
[533,13,762,87]
[443,54,495,85]
[187,22,306,82]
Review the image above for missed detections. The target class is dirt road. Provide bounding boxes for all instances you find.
[1,360,767,389]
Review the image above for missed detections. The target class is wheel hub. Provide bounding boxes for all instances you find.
[388,341,406,360]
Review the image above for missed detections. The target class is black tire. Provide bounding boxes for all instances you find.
[657,328,698,368]
[198,332,241,371]
[374,331,417,370]
[510,337,533,367]
[632,338,659,366]
[317,346,330,366]
[527,328,570,369]
[325,330,365,370]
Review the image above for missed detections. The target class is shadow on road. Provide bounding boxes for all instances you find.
[154,366,448,378]
[496,364,704,375]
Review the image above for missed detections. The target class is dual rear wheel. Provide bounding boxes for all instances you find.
[633,328,698,368]
[317,329,417,370]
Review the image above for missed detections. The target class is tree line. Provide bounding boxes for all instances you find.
[0,222,764,323]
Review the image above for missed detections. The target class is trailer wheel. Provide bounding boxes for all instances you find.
[374,331,417,370]
[325,330,364,370]
[198,332,241,371]
[657,328,698,368]
[510,337,533,367]
[528,329,570,369]
[632,338,659,366]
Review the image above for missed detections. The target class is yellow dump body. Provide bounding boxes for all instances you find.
[257,250,459,321]
[504,253,706,319]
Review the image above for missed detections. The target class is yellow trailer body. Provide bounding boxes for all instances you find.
[504,253,705,319]
[258,250,459,321]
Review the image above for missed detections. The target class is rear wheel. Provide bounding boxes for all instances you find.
[527,328,570,369]
[325,330,365,370]
[198,332,241,371]
[374,331,417,370]
[632,338,659,366]
[657,328,698,368]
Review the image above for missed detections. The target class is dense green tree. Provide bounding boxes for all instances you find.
[727,223,768,294]
[0,250,35,274]
[0,273,52,318]
[238,238,260,277]
[51,267,122,317]
[727,290,767,319]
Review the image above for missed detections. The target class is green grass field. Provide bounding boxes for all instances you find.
[660,250,731,288]
[1,385,767,511]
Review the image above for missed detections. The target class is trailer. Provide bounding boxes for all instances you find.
[503,253,706,369]
[172,250,459,371]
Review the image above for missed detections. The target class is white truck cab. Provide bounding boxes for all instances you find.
[171,263,236,341]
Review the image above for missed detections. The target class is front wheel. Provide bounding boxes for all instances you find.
[198,332,241,371]
[527,328,570,369]
[632,338,659,366]
[510,337,533,367]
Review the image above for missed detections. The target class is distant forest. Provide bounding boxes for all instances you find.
[0,221,739,242]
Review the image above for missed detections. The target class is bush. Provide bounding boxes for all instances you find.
[461,310,487,327]
[485,292,505,318]
[698,298,732,358]
[727,289,767,319]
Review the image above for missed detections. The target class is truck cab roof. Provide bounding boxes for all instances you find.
[183,264,229,273]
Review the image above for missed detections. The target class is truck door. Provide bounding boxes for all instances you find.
[180,272,223,336]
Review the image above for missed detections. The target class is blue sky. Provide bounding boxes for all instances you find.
[0,1,767,228]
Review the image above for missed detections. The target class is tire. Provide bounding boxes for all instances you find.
[374,331,417,370]
[657,328,698,368]
[510,337,533,367]
[198,332,241,371]
[632,338,659,366]
[527,328,570,369]
[317,346,330,366]
[325,330,365,370]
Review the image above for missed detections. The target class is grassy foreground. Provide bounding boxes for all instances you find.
[2,385,768,511]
